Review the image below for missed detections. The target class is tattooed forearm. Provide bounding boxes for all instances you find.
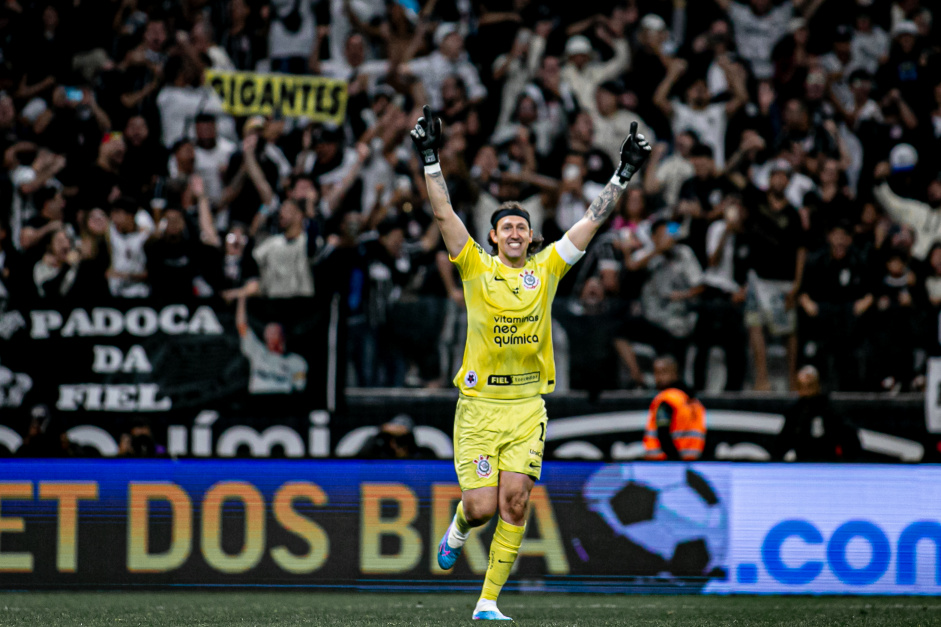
[427,170,453,206]
[585,181,626,223]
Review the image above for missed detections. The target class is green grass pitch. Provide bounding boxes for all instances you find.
[1,592,941,626]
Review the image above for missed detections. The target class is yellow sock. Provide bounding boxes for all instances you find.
[455,501,472,534]
[479,518,525,602]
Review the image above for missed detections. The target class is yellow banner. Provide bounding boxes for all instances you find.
[204,70,348,123]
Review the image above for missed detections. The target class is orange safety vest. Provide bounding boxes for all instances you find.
[643,387,706,461]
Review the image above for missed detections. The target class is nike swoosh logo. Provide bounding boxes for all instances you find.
[529,462,541,469]
[497,559,513,564]
[494,276,506,281]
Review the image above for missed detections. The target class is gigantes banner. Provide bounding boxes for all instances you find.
[204,70,348,122]
[1,460,939,594]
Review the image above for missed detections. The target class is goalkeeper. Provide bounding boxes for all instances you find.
[411,105,650,620]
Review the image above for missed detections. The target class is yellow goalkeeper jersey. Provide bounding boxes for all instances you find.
[450,237,574,399]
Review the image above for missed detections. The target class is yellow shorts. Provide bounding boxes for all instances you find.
[453,394,547,491]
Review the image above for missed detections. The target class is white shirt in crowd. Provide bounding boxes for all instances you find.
[108,211,155,298]
[253,233,315,297]
[268,0,316,60]
[727,0,792,80]
[156,86,236,148]
[671,101,728,168]
[703,219,742,294]
[873,182,941,261]
[656,153,695,208]
[852,27,889,75]
[591,110,655,170]
[194,137,238,205]
[406,51,487,111]
[561,39,630,114]
[751,162,816,209]
[10,165,38,252]
[240,325,308,394]
[634,243,703,338]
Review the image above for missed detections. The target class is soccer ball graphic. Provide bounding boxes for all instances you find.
[581,464,727,578]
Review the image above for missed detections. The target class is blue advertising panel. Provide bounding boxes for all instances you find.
[0,461,938,594]
[708,465,941,595]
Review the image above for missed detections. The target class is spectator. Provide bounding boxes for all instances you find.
[223,128,277,228]
[121,115,165,204]
[694,196,749,391]
[402,24,487,112]
[145,206,214,301]
[644,131,697,209]
[19,185,67,253]
[107,197,153,298]
[236,292,308,395]
[773,365,860,461]
[268,0,321,74]
[873,162,941,261]
[253,199,316,298]
[193,114,237,207]
[871,249,920,392]
[590,80,655,170]
[851,8,890,76]
[118,419,166,457]
[798,222,873,390]
[356,414,434,460]
[618,219,704,374]
[643,355,707,461]
[653,56,748,168]
[738,159,806,391]
[560,26,629,115]
[925,243,941,309]
[10,149,66,252]
[717,0,820,81]
[156,55,233,149]
[78,133,124,213]
[676,142,735,264]
[197,176,260,301]
[220,0,265,71]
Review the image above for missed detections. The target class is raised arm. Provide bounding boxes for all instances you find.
[411,105,469,258]
[566,122,651,251]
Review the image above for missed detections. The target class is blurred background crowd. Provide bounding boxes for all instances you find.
[1,0,940,394]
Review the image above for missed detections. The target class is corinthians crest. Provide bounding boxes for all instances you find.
[519,270,539,290]
[473,454,493,478]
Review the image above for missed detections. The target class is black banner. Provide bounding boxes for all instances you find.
[0,298,341,454]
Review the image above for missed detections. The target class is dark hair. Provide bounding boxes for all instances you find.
[110,196,138,214]
[650,217,670,233]
[195,113,216,124]
[689,143,714,159]
[33,185,59,209]
[163,55,185,84]
[487,202,543,255]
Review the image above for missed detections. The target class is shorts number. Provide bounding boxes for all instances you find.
[538,422,545,442]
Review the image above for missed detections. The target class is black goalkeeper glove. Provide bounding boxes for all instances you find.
[615,121,652,184]
[410,104,443,167]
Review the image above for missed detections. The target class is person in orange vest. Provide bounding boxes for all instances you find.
[643,356,707,460]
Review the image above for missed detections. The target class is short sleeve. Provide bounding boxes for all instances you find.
[449,237,492,280]
[534,242,574,278]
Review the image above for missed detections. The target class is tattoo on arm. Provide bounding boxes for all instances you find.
[585,181,625,223]
[427,170,454,207]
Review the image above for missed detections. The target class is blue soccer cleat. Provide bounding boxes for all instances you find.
[472,608,512,621]
[437,525,463,570]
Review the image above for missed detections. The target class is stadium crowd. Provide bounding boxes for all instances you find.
[0,0,939,393]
